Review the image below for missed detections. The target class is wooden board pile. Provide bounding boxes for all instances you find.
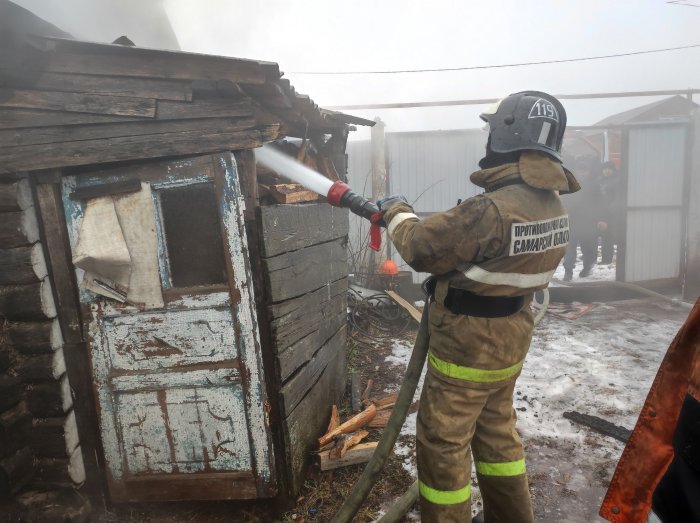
[315,381,400,471]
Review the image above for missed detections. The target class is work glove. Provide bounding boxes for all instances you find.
[376,195,408,212]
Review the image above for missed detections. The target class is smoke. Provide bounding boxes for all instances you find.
[10,0,180,50]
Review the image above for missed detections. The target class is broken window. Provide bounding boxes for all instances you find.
[157,183,228,288]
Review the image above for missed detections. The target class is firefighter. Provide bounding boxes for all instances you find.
[377,91,580,523]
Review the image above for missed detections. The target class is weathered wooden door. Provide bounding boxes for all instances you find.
[61,153,274,502]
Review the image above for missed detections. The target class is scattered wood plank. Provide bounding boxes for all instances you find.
[351,373,363,413]
[318,404,377,447]
[374,393,398,410]
[326,405,340,433]
[367,409,392,429]
[386,290,422,323]
[0,88,156,117]
[318,442,378,471]
[266,183,319,204]
[329,430,369,459]
[563,411,632,443]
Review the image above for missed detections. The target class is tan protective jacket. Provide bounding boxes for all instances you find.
[383,151,580,386]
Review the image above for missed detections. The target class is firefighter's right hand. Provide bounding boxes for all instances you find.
[377,195,408,212]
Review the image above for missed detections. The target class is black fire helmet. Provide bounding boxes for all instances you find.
[480,91,567,162]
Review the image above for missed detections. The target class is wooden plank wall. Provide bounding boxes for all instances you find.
[0,43,281,174]
[259,203,349,494]
[0,177,88,514]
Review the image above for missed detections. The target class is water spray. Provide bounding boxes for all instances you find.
[255,144,384,250]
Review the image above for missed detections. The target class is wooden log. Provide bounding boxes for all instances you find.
[279,327,344,418]
[33,446,85,487]
[0,89,156,117]
[329,430,368,459]
[374,393,399,410]
[277,309,346,382]
[0,375,22,412]
[0,280,57,321]
[259,203,349,257]
[386,290,422,323]
[25,374,73,417]
[266,184,320,204]
[15,348,66,382]
[263,237,348,303]
[7,44,278,85]
[0,243,48,285]
[0,127,276,173]
[5,319,63,354]
[351,373,363,413]
[0,116,256,148]
[326,405,340,433]
[0,69,193,101]
[318,442,378,471]
[0,402,32,458]
[319,404,377,447]
[31,411,81,458]
[0,208,40,247]
[0,179,33,211]
[0,446,34,497]
[269,277,347,350]
[367,409,392,429]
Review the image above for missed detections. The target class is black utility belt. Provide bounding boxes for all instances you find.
[443,287,525,318]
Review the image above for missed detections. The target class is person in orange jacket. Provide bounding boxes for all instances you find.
[600,298,700,523]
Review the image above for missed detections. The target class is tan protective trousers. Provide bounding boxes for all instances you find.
[416,368,535,523]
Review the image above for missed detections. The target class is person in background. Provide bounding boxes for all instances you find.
[562,156,607,281]
[598,161,623,265]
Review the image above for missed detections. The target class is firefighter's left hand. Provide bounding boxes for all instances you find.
[377,195,408,212]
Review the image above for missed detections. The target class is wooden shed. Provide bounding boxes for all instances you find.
[0,3,373,518]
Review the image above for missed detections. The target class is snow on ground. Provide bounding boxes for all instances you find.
[382,298,688,522]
